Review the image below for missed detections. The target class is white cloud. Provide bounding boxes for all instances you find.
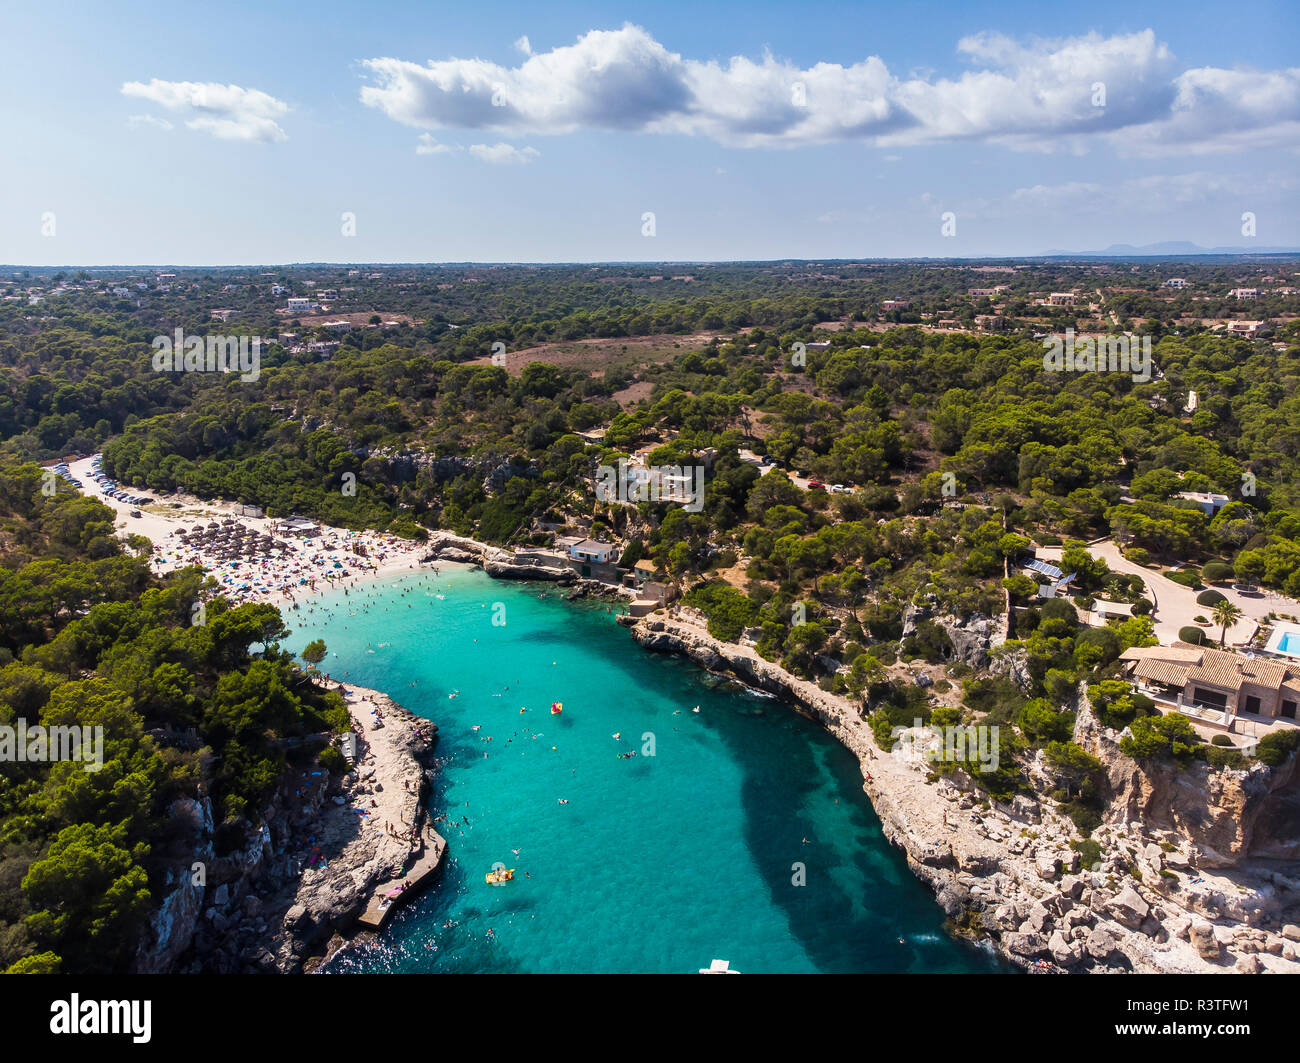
[468,142,540,164]
[1109,66,1300,155]
[515,35,532,56]
[357,25,1300,156]
[416,133,460,154]
[959,171,1299,220]
[127,113,173,131]
[415,133,538,163]
[121,79,290,142]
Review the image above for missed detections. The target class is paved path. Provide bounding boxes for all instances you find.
[356,830,446,930]
[1035,540,1300,647]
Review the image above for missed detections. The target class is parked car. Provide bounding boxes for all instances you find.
[129,510,142,518]
[807,480,826,490]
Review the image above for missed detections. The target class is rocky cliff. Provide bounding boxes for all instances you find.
[423,532,575,582]
[133,687,444,974]
[1076,700,1300,867]
[625,612,1300,974]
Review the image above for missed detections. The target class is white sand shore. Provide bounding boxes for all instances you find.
[68,455,441,609]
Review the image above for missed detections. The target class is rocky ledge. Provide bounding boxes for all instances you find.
[423,531,574,582]
[626,612,1300,974]
[423,532,637,602]
[136,685,445,974]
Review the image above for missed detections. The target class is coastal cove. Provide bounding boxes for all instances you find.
[284,566,1007,974]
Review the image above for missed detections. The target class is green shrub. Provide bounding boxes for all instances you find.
[1196,589,1227,607]
[319,746,347,774]
[1019,698,1075,743]
[1089,679,1155,730]
[682,582,759,642]
[1210,734,1233,746]
[1207,746,1246,770]
[1061,802,1103,835]
[1179,626,1206,645]
[866,643,897,666]
[931,705,963,727]
[1167,570,1204,589]
[1257,729,1300,767]
[1120,713,1204,763]
[1202,562,1234,583]
[1071,838,1103,866]
[1131,599,1153,616]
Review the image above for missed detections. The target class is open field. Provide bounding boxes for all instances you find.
[463,331,724,376]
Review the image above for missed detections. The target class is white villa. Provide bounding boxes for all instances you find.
[1175,491,1230,515]
[566,539,617,565]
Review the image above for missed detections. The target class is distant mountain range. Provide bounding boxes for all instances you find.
[1041,241,1300,257]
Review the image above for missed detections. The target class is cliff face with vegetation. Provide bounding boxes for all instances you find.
[135,689,444,974]
[1078,704,1300,867]
[627,612,1300,974]
[0,465,423,975]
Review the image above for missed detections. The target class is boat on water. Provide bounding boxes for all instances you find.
[550,701,563,715]
[699,959,740,974]
[485,867,515,885]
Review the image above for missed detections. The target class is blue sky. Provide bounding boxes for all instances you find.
[2,0,1297,264]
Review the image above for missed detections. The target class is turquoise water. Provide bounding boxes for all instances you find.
[1278,633,1300,656]
[285,567,1005,974]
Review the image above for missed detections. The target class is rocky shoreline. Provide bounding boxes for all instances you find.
[168,535,1300,975]
[422,531,635,602]
[624,611,1300,974]
[136,684,445,974]
[137,534,625,975]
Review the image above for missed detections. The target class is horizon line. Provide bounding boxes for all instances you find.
[8,252,1300,271]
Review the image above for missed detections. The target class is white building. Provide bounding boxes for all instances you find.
[286,297,314,314]
[1227,320,1269,338]
[567,539,617,565]
[1163,278,1189,289]
[1092,600,1135,625]
[1176,491,1230,515]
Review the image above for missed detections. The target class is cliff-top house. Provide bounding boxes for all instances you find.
[1120,643,1300,735]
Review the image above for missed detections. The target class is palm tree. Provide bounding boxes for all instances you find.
[1211,600,1244,648]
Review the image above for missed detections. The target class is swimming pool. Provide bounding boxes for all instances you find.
[1265,623,1300,660]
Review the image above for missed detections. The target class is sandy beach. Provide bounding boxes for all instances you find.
[64,456,454,970]
[68,455,435,610]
